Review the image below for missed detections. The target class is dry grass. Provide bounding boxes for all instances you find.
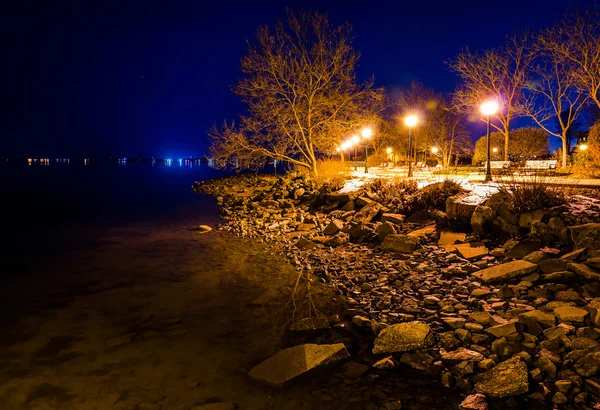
[295,159,349,191]
[361,177,419,205]
[497,174,568,213]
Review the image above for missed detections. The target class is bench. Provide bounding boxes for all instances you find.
[479,161,511,174]
[522,160,557,174]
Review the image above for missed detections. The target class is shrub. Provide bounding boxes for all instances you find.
[361,178,419,205]
[498,175,566,213]
[420,180,463,210]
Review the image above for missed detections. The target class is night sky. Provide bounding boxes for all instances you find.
[1,0,593,158]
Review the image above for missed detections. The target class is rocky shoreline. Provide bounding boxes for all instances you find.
[194,173,600,410]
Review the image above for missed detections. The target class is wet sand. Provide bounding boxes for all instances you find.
[0,215,337,410]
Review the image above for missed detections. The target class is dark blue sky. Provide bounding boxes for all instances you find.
[0,0,593,157]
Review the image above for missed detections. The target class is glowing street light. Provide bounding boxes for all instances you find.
[404,115,418,177]
[580,144,589,151]
[386,147,393,154]
[492,147,498,153]
[431,146,439,154]
[480,100,500,182]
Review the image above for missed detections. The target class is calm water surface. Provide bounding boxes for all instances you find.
[0,159,231,276]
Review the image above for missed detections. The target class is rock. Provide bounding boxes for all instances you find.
[555,380,572,394]
[541,271,578,284]
[474,357,529,398]
[519,310,556,328]
[459,394,488,410]
[585,379,600,396]
[497,284,513,299]
[470,311,492,326]
[472,260,537,284]
[454,243,488,261]
[554,306,589,323]
[505,239,542,259]
[519,209,548,229]
[344,361,370,378]
[372,356,396,369]
[377,222,396,242]
[399,351,438,374]
[590,298,600,326]
[407,225,436,238]
[564,223,600,246]
[471,205,495,237]
[441,348,484,365]
[538,258,570,274]
[485,322,518,338]
[534,357,557,378]
[380,234,419,253]
[560,248,586,261]
[552,392,567,405]
[372,322,433,354]
[523,251,548,264]
[574,352,600,377]
[381,213,405,225]
[352,315,372,328]
[353,201,382,223]
[196,225,212,234]
[323,220,344,235]
[248,343,348,387]
[447,194,479,224]
[569,262,600,280]
[439,230,467,246]
[289,317,330,332]
[443,317,467,329]
[294,237,316,249]
[191,403,236,410]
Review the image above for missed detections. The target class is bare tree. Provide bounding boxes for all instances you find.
[524,38,590,168]
[428,96,471,167]
[449,33,534,160]
[395,81,437,162]
[538,8,600,109]
[209,11,383,176]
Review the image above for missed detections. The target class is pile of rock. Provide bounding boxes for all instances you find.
[195,174,600,409]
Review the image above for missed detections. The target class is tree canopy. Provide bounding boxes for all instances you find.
[209,11,383,175]
[472,127,549,164]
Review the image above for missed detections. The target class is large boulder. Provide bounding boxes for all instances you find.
[447,193,479,225]
[474,357,529,398]
[574,352,600,377]
[381,234,419,253]
[519,209,549,229]
[471,205,495,237]
[248,343,348,387]
[373,322,434,354]
[472,260,537,284]
[563,223,600,247]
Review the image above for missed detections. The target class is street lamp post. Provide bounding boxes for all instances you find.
[404,115,418,177]
[361,127,373,173]
[480,101,499,182]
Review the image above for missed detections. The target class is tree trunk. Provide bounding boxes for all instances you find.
[504,130,510,161]
[562,135,568,168]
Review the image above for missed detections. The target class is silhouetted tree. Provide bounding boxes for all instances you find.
[449,33,534,161]
[209,11,383,175]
